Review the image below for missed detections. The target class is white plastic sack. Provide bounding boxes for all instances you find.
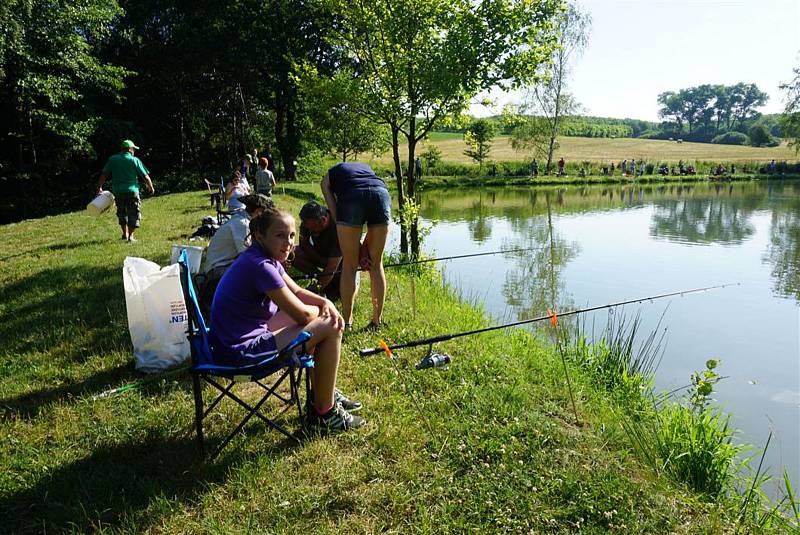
[123,256,190,373]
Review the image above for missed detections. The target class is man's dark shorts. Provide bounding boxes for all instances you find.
[115,192,141,228]
[336,186,391,228]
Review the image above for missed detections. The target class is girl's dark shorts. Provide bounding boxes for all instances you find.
[336,186,391,228]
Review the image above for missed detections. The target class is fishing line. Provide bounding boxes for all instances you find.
[293,247,542,281]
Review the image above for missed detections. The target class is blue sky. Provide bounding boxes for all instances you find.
[473,0,800,121]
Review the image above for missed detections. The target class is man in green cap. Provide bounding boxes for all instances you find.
[96,140,155,242]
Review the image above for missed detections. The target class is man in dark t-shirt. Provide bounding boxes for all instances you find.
[292,201,342,299]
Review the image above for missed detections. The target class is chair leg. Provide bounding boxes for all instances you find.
[293,368,310,437]
[192,372,205,455]
[210,380,299,458]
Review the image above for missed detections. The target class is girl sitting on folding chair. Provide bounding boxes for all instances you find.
[209,207,366,431]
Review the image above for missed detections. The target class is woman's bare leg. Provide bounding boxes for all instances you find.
[273,316,342,412]
[365,224,389,323]
[336,224,363,325]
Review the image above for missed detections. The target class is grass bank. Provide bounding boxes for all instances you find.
[0,188,785,532]
[413,172,800,190]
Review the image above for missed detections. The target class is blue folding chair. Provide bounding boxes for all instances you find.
[177,250,314,458]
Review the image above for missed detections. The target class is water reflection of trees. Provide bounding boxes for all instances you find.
[420,180,800,304]
[500,194,579,322]
[467,197,493,243]
[649,195,760,245]
[764,183,800,300]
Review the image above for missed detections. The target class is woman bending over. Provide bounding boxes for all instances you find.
[321,162,391,329]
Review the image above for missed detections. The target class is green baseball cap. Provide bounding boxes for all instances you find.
[121,139,139,149]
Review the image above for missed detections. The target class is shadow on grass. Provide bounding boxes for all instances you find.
[0,239,107,262]
[0,362,136,421]
[0,433,301,533]
[278,186,320,204]
[0,265,128,359]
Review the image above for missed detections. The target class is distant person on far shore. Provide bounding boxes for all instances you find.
[96,139,155,243]
[531,159,539,177]
[557,157,565,176]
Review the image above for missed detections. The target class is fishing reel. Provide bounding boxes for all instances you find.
[415,344,452,370]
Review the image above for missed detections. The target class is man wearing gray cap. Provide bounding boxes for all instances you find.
[96,139,154,242]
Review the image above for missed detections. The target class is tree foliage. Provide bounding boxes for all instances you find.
[748,124,773,147]
[780,66,800,154]
[513,2,590,173]
[463,119,496,169]
[324,0,562,253]
[296,67,390,162]
[657,83,768,140]
[0,0,129,163]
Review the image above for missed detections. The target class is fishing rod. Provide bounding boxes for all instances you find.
[293,247,541,281]
[360,283,738,356]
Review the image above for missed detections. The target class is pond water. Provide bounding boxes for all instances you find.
[407,180,799,492]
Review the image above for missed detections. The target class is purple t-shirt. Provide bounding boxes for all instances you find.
[209,245,286,356]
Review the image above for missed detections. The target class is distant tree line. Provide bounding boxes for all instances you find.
[436,83,786,148]
[655,83,782,146]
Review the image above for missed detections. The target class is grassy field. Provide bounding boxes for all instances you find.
[0,186,788,532]
[368,134,798,166]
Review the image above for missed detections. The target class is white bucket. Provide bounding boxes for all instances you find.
[87,191,115,215]
[170,245,204,274]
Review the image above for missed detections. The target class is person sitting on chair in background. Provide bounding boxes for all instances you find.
[291,201,348,301]
[226,170,250,211]
[209,207,365,431]
[199,194,273,318]
[321,162,391,330]
[255,157,276,196]
[238,156,252,189]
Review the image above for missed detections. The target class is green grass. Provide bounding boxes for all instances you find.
[365,135,798,166]
[0,185,782,532]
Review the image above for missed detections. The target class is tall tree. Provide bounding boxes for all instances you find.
[463,118,496,170]
[515,2,591,174]
[729,82,769,130]
[780,65,800,153]
[324,0,562,254]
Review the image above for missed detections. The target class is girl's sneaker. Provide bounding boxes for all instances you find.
[314,402,366,431]
[334,388,363,412]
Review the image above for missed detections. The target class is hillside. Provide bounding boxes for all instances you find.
[367,134,797,166]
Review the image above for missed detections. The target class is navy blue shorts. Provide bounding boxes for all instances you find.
[336,186,391,228]
[214,330,279,367]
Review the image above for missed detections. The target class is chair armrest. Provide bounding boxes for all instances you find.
[280,331,312,356]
